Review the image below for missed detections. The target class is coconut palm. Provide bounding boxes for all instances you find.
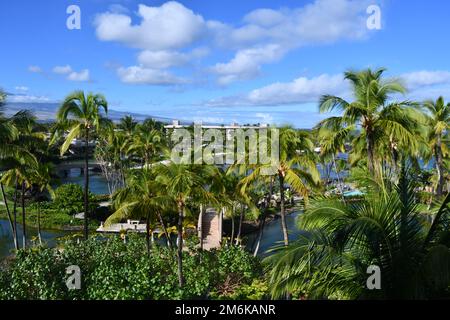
[1,162,34,248]
[117,115,138,137]
[0,92,20,249]
[265,168,450,299]
[153,163,217,287]
[56,91,109,240]
[29,163,55,245]
[0,108,42,249]
[316,125,353,197]
[422,97,450,196]
[107,169,174,254]
[127,125,164,168]
[241,127,320,247]
[319,68,421,175]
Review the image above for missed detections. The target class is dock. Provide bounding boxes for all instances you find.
[96,219,152,234]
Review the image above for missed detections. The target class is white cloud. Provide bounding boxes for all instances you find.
[212,44,286,85]
[15,86,29,92]
[95,2,205,51]
[243,9,285,27]
[204,69,450,108]
[7,94,51,103]
[28,65,42,73]
[400,70,450,101]
[117,66,185,85]
[210,0,371,84]
[52,65,90,82]
[247,74,347,105]
[138,50,189,69]
[94,0,374,86]
[53,65,73,75]
[401,71,450,90]
[108,4,130,15]
[67,69,90,82]
[205,73,348,107]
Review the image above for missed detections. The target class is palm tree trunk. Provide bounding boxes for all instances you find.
[177,205,185,287]
[84,128,90,240]
[13,179,19,249]
[236,204,245,246]
[253,177,274,256]
[21,182,26,249]
[145,215,151,255]
[332,154,345,201]
[230,206,235,245]
[253,215,266,257]
[1,183,18,250]
[366,132,375,175]
[198,204,204,251]
[391,147,399,176]
[219,208,224,245]
[279,174,289,246]
[435,137,444,196]
[37,202,42,246]
[157,212,172,249]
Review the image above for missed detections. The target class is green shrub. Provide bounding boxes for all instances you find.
[53,184,96,215]
[0,235,262,300]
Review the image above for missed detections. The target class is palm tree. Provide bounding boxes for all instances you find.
[107,169,174,253]
[242,127,320,247]
[0,91,20,249]
[117,115,137,137]
[422,97,449,196]
[316,125,353,197]
[266,167,450,299]
[30,163,54,245]
[319,68,421,175]
[128,125,164,168]
[56,91,109,240]
[1,163,33,248]
[0,107,41,249]
[154,163,217,287]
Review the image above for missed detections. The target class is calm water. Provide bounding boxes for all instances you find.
[55,162,109,195]
[246,211,307,257]
[0,162,109,259]
[0,219,69,259]
[0,212,305,259]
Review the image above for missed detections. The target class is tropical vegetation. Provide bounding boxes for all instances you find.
[0,67,448,300]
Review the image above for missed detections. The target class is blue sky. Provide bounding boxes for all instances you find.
[1,0,450,127]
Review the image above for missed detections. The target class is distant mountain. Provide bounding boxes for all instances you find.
[2,102,175,123]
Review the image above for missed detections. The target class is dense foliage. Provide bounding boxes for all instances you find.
[265,169,450,300]
[0,235,263,300]
[52,184,96,215]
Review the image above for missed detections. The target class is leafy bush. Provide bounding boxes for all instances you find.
[53,184,96,215]
[228,279,269,300]
[0,235,262,300]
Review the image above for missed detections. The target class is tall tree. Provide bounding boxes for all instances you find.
[319,68,420,175]
[128,125,164,168]
[0,106,40,249]
[154,163,217,287]
[241,127,320,247]
[422,97,449,196]
[316,125,353,197]
[56,91,109,240]
[107,169,173,254]
[30,163,55,245]
[117,115,138,137]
